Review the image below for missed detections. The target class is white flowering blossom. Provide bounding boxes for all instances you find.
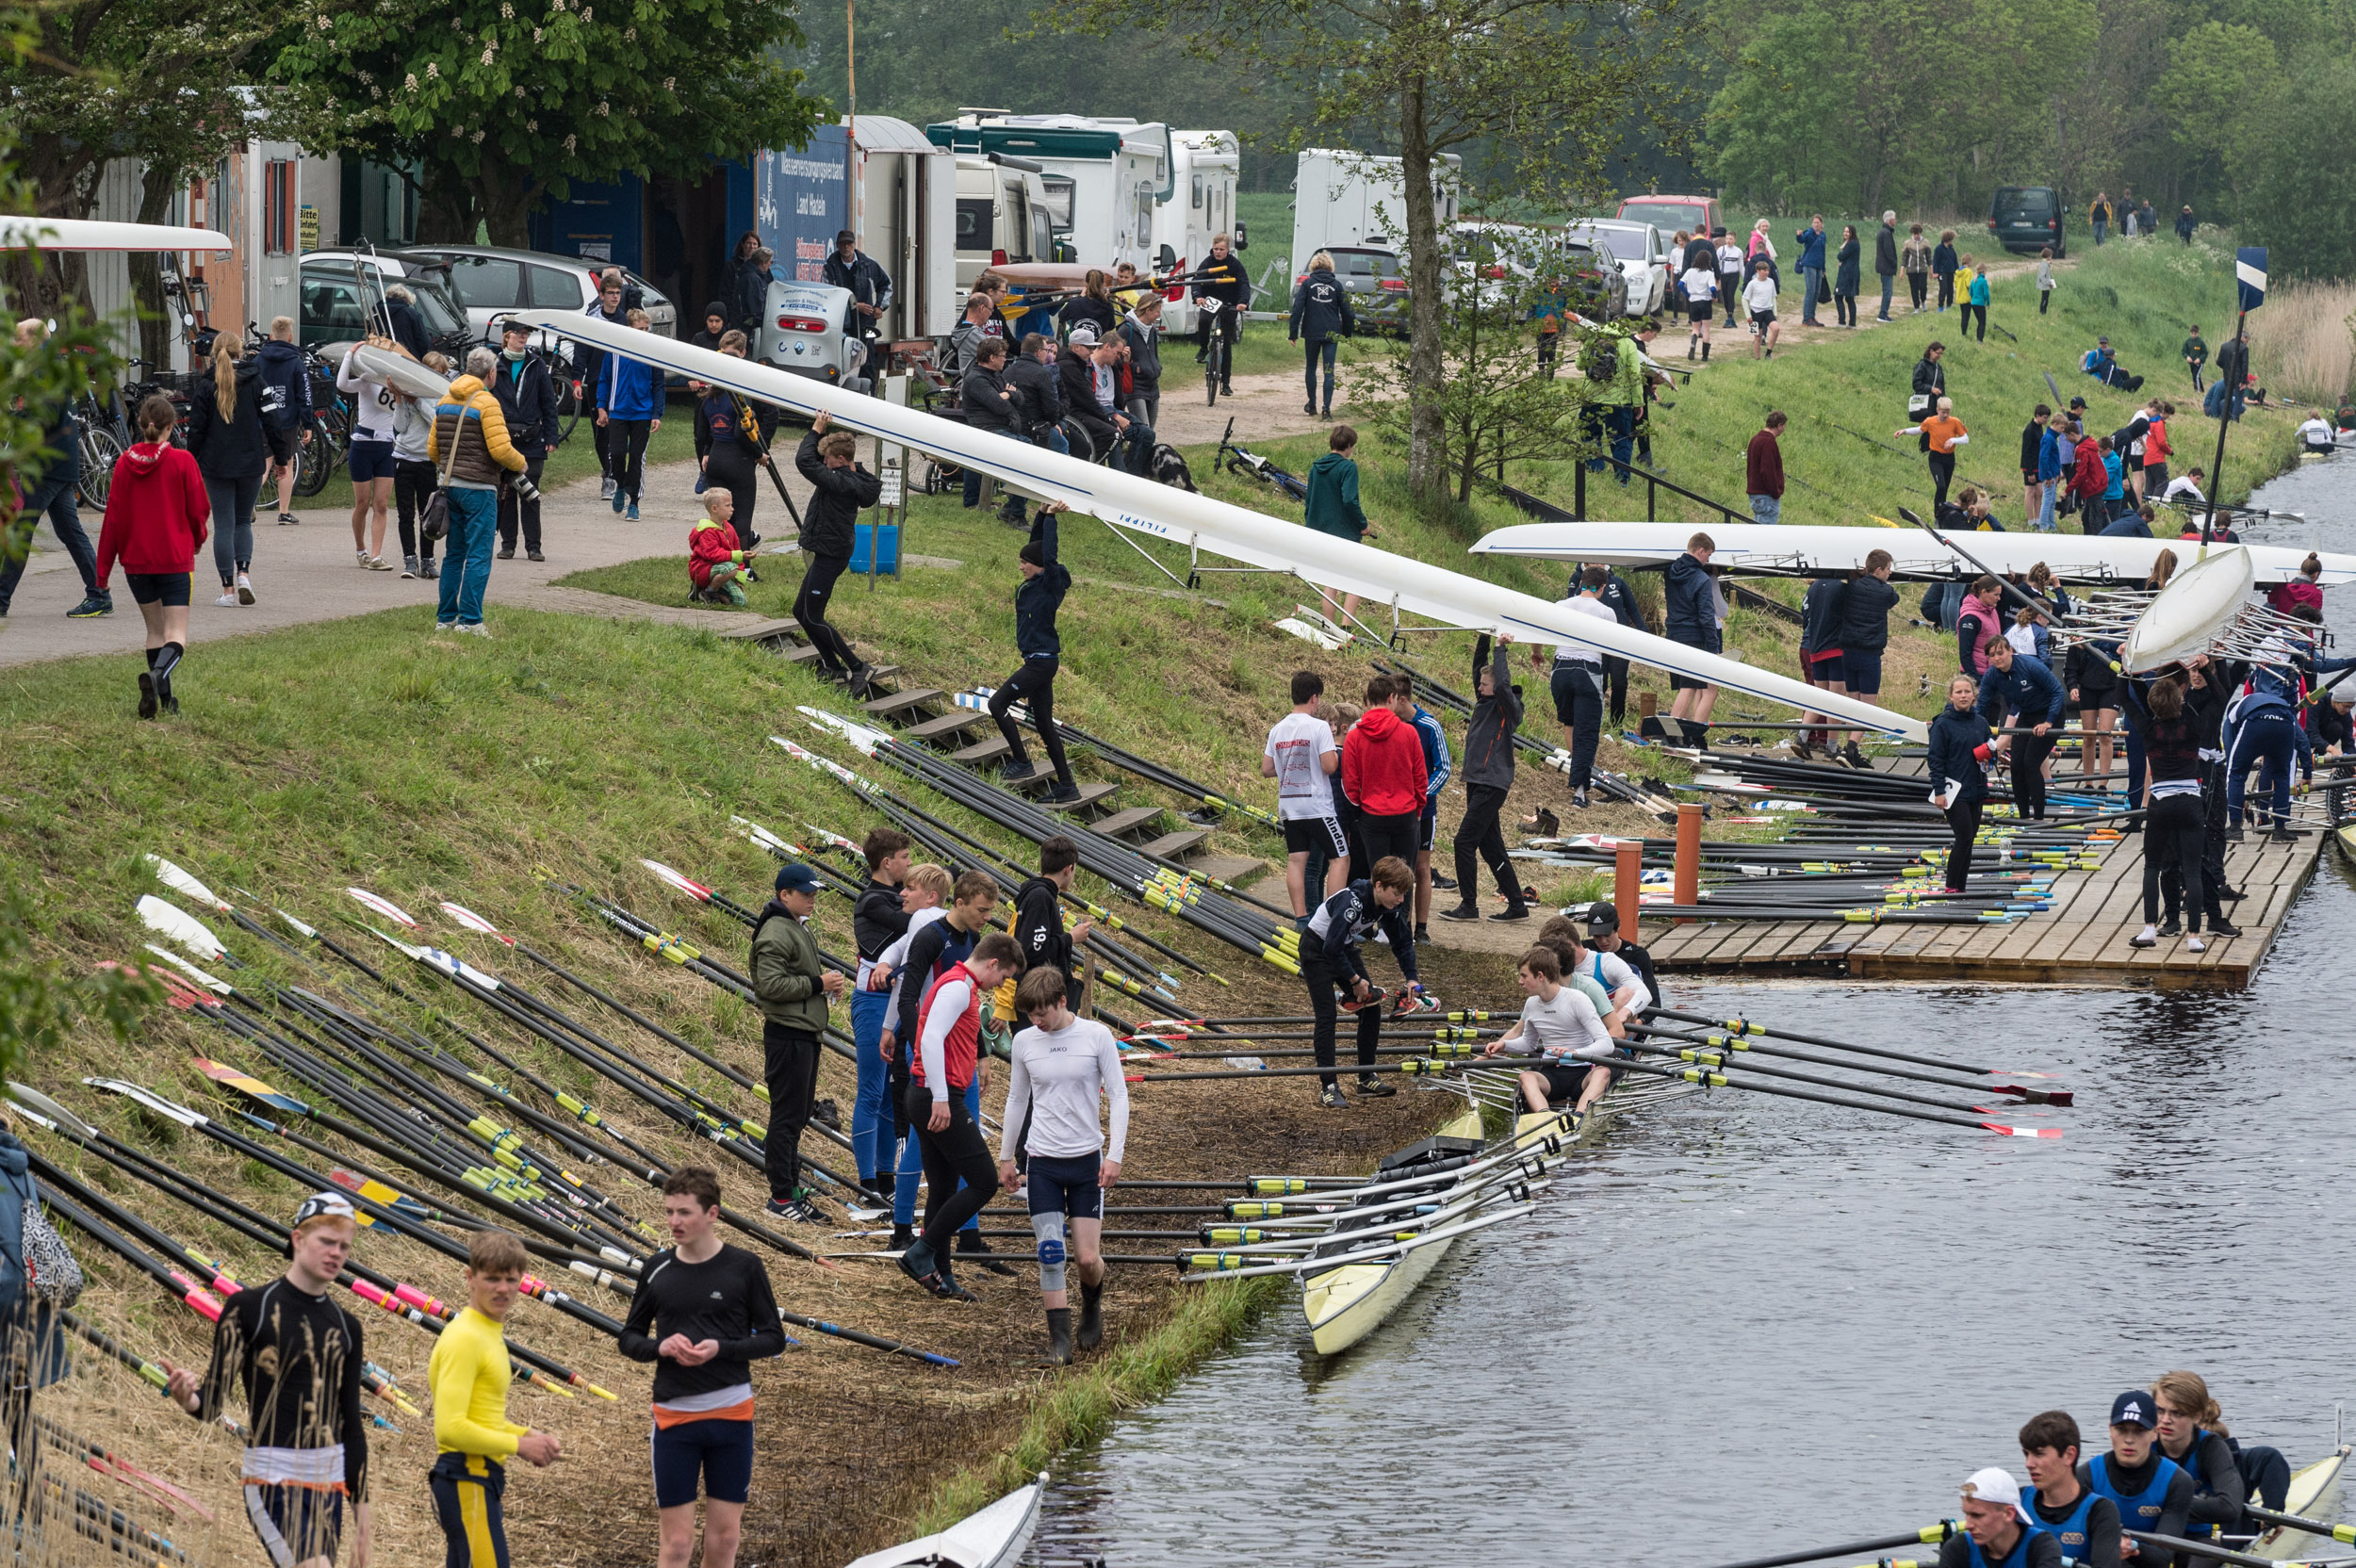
[404,71,418,90]
[369,84,381,97]
[471,128,484,142]
[663,75,675,90]
[528,118,538,131]
[623,24,634,39]
[564,133,577,153]
[425,59,438,77]
[595,99,609,115]
[532,26,542,39]
[500,2,512,13]
[481,44,494,63]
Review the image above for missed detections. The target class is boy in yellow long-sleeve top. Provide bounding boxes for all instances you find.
[427,1231,562,1568]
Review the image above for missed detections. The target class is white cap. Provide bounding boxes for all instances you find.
[1960,1466,2030,1524]
[1067,325,1100,348]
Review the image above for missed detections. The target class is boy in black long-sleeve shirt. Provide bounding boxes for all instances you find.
[990,504,1077,798]
[850,828,911,1198]
[1012,834,1092,1011]
[1299,857,1419,1108]
[618,1168,785,1568]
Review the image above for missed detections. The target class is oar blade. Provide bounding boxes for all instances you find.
[6,1080,96,1138]
[190,1058,309,1115]
[638,859,712,901]
[135,894,229,960]
[143,855,227,912]
[437,901,515,944]
[1980,1120,2063,1139]
[345,888,417,928]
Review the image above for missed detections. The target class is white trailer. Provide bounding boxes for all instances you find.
[845,115,957,341]
[1150,130,1239,334]
[1289,148,1463,270]
[927,112,1172,273]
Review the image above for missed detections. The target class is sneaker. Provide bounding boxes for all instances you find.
[812,1099,841,1130]
[2267,827,2299,842]
[765,1194,826,1224]
[1339,986,1386,1014]
[1489,905,1531,923]
[1304,401,1317,416]
[1414,923,1430,944]
[401,555,419,580]
[66,593,111,618]
[497,547,515,561]
[215,591,239,608]
[1572,787,1590,809]
[2157,918,2181,938]
[137,670,157,720]
[419,558,439,580]
[600,476,617,501]
[610,489,626,514]
[1431,874,1458,890]
[1842,742,1871,770]
[1437,904,1483,922]
[236,572,254,605]
[434,621,456,634]
[1044,783,1082,804]
[1792,738,1815,760]
[527,549,544,562]
[459,622,492,639]
[2186,936,2206,953]
[356,548,371,568]
[1000,761,1044,784]
[2207,919,2242,937]
[956,1234,1018,1277]
[1356,1075,1397,1098]
[888,1224,915,1251]
[626,501,640,521]
[277,512,299,526]
[2226,826,2245,842]
[2130,925,2158,949]
[366,554,394,571]
[1317,1086,1348,1109]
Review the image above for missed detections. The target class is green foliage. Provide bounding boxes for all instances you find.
[0,881,162,1085]
[2152,23,2279,202]
[2236,58,2356,281]
[270,0,826,244]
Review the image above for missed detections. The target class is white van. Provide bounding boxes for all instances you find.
[933,113,1170,274]
[1289,148,1463,270]
[1151,130,1239,335]
[951,154,1057,289]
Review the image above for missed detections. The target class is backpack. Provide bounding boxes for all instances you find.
[1577,327,1630,386]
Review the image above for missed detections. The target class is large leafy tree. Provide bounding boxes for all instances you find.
[273,0,827,246]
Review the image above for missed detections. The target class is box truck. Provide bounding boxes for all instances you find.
[1289,148,1463,269]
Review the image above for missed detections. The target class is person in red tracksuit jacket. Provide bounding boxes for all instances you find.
[2070,434,2109,530]
[94,393,211,720]
[1342,675,1432,874]
[687,490,750,606]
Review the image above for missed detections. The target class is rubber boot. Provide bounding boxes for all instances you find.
[1076,1282,1104,1351]
[1046,1307,1074,1365]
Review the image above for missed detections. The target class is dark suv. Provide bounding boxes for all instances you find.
[1312,245,1412,335]
[1988,186,2065,256]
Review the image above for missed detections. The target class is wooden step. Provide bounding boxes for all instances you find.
[863,686,945,720]
[1091,805,1165,839]
[906,710,987,743]
[1188,855,1269,884]
[780,643,823,664]
[1137,828,1212,859]
[952,736,1012,765]
[1045,781,1119,813]
[717,618,806,651]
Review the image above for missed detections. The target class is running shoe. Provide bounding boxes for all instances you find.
[277,512,299,526]
[527,549,544,562]
[1339,987,1386,1014]
[419,558,439,580]
[1317,1086,1348,1110]
[1572,788,1591,808]
[1489,905,1530,923]
[401,555,419,580]
[497,547,515,561]
[460,623,492,639]
[2208,919,2242,937]
[215,591,239,608]
[999,761,1044,784]
[66,593,111,618]
[137,671,157,720]
[601,476,616,500]
[1437,904,1483,923]
[626,501,639,521]
[1043,783,1082,804]
[1356,1075,1397,1098]
[236,572,254,605]
[956,1234,1017,1277]
[356,548,371,568]
[366,555,394,571]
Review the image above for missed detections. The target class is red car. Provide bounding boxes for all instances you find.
[1614,193,1723,242]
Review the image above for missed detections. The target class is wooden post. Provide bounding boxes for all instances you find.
[1673,803,1702,923]
[1614,838,1642,940]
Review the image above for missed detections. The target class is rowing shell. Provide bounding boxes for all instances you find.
[2249,1446,2350,1559]
[2120,545,2254,673]
[1301,1099,1488,1355]
[0,216,230,253]
[348,344,451,401]
[1512,1066,1700,1151]
[842,1471,1044,1568]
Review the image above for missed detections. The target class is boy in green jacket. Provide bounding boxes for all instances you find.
[1303,424,1374,626]
[750,863,843,1222]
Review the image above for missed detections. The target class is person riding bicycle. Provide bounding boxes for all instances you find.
[1191,233,1250,396]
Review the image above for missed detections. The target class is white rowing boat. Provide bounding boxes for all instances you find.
[1301,1099,1489,1356]
[2121,545,2255,673]
[843,1471,1045,1568]
[2249,1446,2350,1560]
[0,215,229,252]
[349,342,451,401]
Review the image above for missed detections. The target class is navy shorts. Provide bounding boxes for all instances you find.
[348,439,398,482]
[244,1480,344,1568]
[1025,1151,1104,1221]
[1418,798,1438,853]
[1842,650,1884,695]
[125,570,191,607]
[650,1417,754,1509]
[430,1451,509,1568]
[1670,673,1713,692]
[1283,815,1346,858]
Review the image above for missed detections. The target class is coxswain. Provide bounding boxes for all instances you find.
[1939,1469,2063,1568]
[2083,1390,2193,1562]
[1582,902,1663,1016]
[2151,1371,2251,1543]
[2019,1410,2123,1568]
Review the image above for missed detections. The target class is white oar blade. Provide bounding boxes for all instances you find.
[638,860,712,900]
[346,888,417,928]
[140,943,233,995]
[83,1076,205,1127]
[135,894,228,960]
[728,816,793,856]
[142,855,227,911]
[6,1081,96,1138]
[436,901,514,944]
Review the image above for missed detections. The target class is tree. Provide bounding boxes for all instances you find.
[2236,57,2356,280]
[1064,0,1695,505]
[2152,22,2280,210]
[272,0,828,247]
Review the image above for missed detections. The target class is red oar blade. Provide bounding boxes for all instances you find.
[639,859,714,901]
[346,887,417,928]
[437,901,515,944]
[1981,1120,2064,1138]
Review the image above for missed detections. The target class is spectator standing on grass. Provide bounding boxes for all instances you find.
[1832,225,1861,328]
[1289,250,1355,418]
[2089,192,2112,245]
[256,316,310,530]
[1794,215,1828,326]
[1746,220,1779,291]
[2177,204,2196,243]
[2184,325,2208,391]
[2037,247,2056,315]
[1902,224,1933,312]
[1873,210,1899,322]
[427,348,527,637]
[188,333,290,610]
[751,863,846,1224]
[1340,677,1430,879]
[1910,341,1947,422]
[1742,260,1781,358]
[1715,229,1744,327]
[2021,404,2053,532]
[2070,421,2108,527]
[1121,295,1166,429]
[1931,230,1960,312]
[1305,424,1375,626]
[1897,395,1970,507]
[93,394,208,721]
[1960,258,1989,342]
[1746,411,1787,525]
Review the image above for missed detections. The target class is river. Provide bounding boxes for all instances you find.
[1024,453,2356,1566]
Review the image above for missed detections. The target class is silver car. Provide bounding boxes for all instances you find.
[1563,220,1671,317]
[392,244,677,343]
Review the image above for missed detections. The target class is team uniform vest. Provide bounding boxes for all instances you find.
[913,962,984,1091]
[2021,1483,2100,1563]
[1965,1527,2036,1568]
[2087,1452,2184,1533]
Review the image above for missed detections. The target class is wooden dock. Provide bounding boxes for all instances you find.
[1640,827,2327,988]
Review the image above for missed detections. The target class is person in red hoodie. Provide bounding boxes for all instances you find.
[94,394,211,718]
[2069,426,2108,532]
[687,489,751,606]
[1341,675,1429,877]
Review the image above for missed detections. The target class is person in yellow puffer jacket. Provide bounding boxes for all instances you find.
[427,347,528,635]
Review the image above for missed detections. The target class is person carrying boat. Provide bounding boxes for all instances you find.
[990,503,1081,803]
[2019,1411,2123,1568]
[1299,857,1418,1110]
[1939,1469,2064,1568]
[2224,622,2356,839]
[999,966,1128,1365]
[2083,1390,2193,1562]
[2066,631,2124,792]
[1978,637,2066,823]
[1797,568,1849,760]
[1482,945,1625,1119]
[2122,676,2213,950]
[1545,569,1619,808]
[1837,549,1901,770]
[901,931,1026,1301]
[1928,675,1997,891]
[1443,633,1529,922]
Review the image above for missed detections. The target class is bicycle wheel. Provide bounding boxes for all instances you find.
[75,424,122,511]
[1206,334,1222,406]
[550,354,582,448]
[293,412,345,498]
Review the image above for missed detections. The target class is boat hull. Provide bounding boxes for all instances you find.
[1301,1102,1486,1356]
[2249,1446,2350,1560]
[842,1472,1044,1568]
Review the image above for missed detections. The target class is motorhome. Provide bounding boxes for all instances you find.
[929,111,1171,274]
[950,154,1057,288]
[1150,130,1239,334]
[1289,149,1463,272]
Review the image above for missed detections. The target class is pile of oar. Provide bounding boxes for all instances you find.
[951,687,1281,829]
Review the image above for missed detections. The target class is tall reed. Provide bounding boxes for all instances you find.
[2246,280,2356,406]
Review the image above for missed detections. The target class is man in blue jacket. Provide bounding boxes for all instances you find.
[1661,533,1721,747]
[1793,216,1827,326]
[1977,636,2066,820]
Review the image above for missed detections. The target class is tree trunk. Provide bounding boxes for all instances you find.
[128,160,184,370]
[5,133,102,319]
[417,159,482,245]
[1399,74,1447,504]
[466,152,548,251]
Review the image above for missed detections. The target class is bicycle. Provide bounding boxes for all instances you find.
[1202,297,1230,406]
[73,357,193,510]
[292,346,351,498]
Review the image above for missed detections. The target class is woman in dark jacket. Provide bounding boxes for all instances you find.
[1442,633,1527,923]
[1910,343,1946,420]
[1925,673,1995,890]
[1831,226,1861,328]
[184,333,290,607]
[792,412,882,691]
[1119,296,1165,429]
[1059,270,1119,340]
[1797,570,1848,759]
[1288,251,1357,417]
[695,331,778,546]
[1930,230,1960,311]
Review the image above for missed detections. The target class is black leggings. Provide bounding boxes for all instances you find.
[608,417,652,503]
[1906,273,1928,309]
[990,656,1071,785]
[2143,791,2207,928]
[2010,729,2054,821]
[794,551,859,673]
[2039,290,2053,316]
[1936,272,1955,309]
[907,1083,998,1249]
[1929,451,1955,507]
[1301,946,1380,1088]
[1943,795,1984,890]
[393,458,439,561]
[1359,810,1419,874]
[1959,302,1986,340]
[1452,783,1517,906]
[1603,656,1630,724]
[706,443,761,546]
[497,449,545,553]
[1834,291,1856,326]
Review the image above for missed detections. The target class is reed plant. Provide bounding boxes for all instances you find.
[2246,279,2356,406]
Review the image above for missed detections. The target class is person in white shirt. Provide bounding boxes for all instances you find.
[2299,415,2335,452]
[1262,670,1347,915]
[335,347,401,569]
[1482,945,1623,1117]
[1715,232,1745,329]
[999,967,1128,1364]
[1741,259,1782,358]
[1539,566,1623,808]
[1680,262,1717,360]
[2161,467,2205,507]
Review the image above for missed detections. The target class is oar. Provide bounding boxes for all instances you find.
[1696,1522,1959,1568]
[1177,1200,1535,1281]
[1633,1024,2073,1105]
[1645,1007,2046,1080]
[1594,1054,2061,1137]
[1613,1036,2061,1119]
[2128,1527,2340,1567]
[2244,1503,2356,1545]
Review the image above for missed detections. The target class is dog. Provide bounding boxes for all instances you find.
[1148,442,1197,492]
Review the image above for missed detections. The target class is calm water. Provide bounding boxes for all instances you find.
[1025,458,2356,1566]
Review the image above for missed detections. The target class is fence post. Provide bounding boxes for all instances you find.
[1614,839,1643,941]
[1673,803,1702,923]
[1574,462,1586,521]
[1646,474,1656,522]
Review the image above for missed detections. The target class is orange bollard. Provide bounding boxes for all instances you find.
[1614,838,1643,940]
[1673,803,1703,923]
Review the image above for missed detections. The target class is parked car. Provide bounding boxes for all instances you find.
[395,245,678,342]
[1317,245,1411,335]
[1564,220,1671,316]
[1615,193,1722,245]
[296,251,476,356]
[1552,237,1629,323]
[1988,186,2066,257]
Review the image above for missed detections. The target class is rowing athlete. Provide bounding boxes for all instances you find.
[617,1167,785,1568]
[850,828,913,1207]
[1298,857,1418,1109]
[1482,945,1624,1118]
[901,931,1026,1301]
[2019,1410,2123,1568]
[2083,1390,2192,1562]
[426,1230,564,1568]
[2151,1370,2249,1543]
[998,967,1129,1364]
[164,1193,373,1568]
[1939,1468,2064,1568]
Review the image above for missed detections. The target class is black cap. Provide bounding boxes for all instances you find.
[1019,540,1044,567]
[1584,903,1620,937]
[2109,1390,2155,1429]
[836,229,857,246]
[774,863,822,894]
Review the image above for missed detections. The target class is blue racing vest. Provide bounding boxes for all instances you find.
[2021,1483,2100,1564]
[2168,1431,2218,1539]
[1966,1525,2037,1568]
[2087,1452,2184,1533]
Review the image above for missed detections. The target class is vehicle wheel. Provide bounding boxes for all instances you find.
[76,425,123,511]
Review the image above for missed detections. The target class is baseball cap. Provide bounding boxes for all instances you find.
[1583,903,1621,937]
[2110,1390,2156,1429]
[1960,1467,2030,1523]
[2098,335,2110,344]
[774,863,823,894]
[292,1191,357,1229]
[1068,324,1100,348]
[499,318,531,337]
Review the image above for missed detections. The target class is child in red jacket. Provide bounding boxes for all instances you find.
[94,394,211,718]
[688,489,750,606]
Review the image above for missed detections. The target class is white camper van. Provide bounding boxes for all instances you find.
[929,111,1171,273]
[1151,129,1239,335]
[1289,148,1464,270]
[844,116,958,343]
[950,155,1057,288]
